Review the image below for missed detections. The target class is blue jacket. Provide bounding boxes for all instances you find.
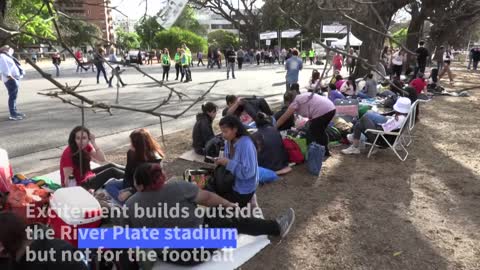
[224,136,259,194]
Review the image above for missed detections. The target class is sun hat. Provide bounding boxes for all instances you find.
[393,97,411,114]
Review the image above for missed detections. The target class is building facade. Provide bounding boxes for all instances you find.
[196,9,240,36]
[55,0,114,43]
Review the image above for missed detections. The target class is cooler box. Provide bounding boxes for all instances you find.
[0,148,13,193]
[48,187,102,247]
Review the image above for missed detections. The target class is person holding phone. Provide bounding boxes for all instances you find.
[60,126,125,190]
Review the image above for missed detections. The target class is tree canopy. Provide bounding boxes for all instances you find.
[154,27,208,54]
[207,30,239,50]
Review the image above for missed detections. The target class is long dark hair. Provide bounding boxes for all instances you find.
[219,115,250,139]
[130,128,165,163]
[134,163,165,191]
[255,112,272,128]
[68,126,91,176]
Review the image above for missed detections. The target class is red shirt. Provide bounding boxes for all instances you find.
[410,78,426,94]
[60,144,95,186]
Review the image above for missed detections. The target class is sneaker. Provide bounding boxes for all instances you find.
[8,115,23,121]
[16,112,26,118]
[341,145,361,155]
[276,208,295,238]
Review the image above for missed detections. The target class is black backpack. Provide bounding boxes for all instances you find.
[204,137,223,163]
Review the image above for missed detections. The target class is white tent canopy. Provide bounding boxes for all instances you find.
[332,33,363,47]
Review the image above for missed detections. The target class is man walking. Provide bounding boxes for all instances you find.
[308,48,315,65]
[237,47,245,70]
[226,46,236,79]
[415,41,429,76]
[285,49,303,92]
[0,45,25,121]
[197,51,205,66]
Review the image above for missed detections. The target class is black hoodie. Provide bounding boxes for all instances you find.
[192,113,215,155]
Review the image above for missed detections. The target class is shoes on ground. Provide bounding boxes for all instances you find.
[341,145,361,155]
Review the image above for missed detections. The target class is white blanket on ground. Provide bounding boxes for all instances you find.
[153,235,270,270]
[179,150,209,164]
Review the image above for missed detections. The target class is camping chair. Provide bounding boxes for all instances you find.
[364,107,413,161]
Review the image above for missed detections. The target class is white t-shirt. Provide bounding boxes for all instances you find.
[0,54,23,83]
[340,81,355,96]
[391,52,404,66]
[381,115,406,132]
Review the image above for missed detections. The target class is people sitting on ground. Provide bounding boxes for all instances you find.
[120,163,295,267]
[222,95,273,127]
[212,115,259,207]
[328,83,345,103]
[253,112,292,175]
[276,91,336,157]
[334,74,344,90]
[192,102,218,155]
[409,72,427,95]
[274,91,296,131]
[104,128,164,203]
[307,69,323,93]
[60,126,125,190]
[341,97,411,155]
[389,76,406,96]
[357,73,378,99]
[339,77,356,96]
[0,212,89,269]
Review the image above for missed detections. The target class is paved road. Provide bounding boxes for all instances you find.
[0,60,326,173]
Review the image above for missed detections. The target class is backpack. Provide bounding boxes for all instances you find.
[204,137,223,163]
[325,126,343,142]
[307,143,325,176]
[282,138,304,164]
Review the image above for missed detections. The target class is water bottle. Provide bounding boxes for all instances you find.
[67,174,76,187]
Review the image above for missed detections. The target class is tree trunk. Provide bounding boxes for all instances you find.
[405,5,427,67]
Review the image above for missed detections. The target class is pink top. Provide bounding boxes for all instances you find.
[60,144,95,186]
[289,93,336,119]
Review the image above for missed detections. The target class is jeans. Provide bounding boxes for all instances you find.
[306,109,336,156]
[95,64,108,84]
[104,178,124,203]
[227,62,235,78]
[353,115,379,142]
[108,73,126,87]
[474,61,479,70]
[4,79,19,117]
[175,63,182,79]
[54,64,60,77]
[364,111,388,125]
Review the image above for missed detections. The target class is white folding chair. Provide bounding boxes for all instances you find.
[365,109,413,161]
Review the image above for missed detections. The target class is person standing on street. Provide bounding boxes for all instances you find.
[237,47,245,70]
[415,41,429,76]
[434,46,445,72]
[108,49,126,88]
[94,47,109,85]
[51,51,62,77]
[0,45,25,121]
[75,49,84,73]
[174,48,182,80]
[438,46,454,84]
[471,47,480,70]
[285,49,303,92]
[308,48,315,65]
[180,49,189,82]
[182,43,192,82]
[162,48,171,81]
[197,51,205,66]
[226,46,236,79]
[301,50,307,64]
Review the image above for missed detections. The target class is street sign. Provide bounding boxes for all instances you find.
[322,24,347,34]
[266,39,271,46]
[260,31,278,40]
[281,29,301,38]
[156,0,188,29]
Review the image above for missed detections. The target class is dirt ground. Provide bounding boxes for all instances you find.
[104,66,480,270]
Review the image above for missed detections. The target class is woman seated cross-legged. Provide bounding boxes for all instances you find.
[104,128,165,203]
[341,97,412,155]
[253,112,291,175]
[60,126,125,190]
[212,115,259,208]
